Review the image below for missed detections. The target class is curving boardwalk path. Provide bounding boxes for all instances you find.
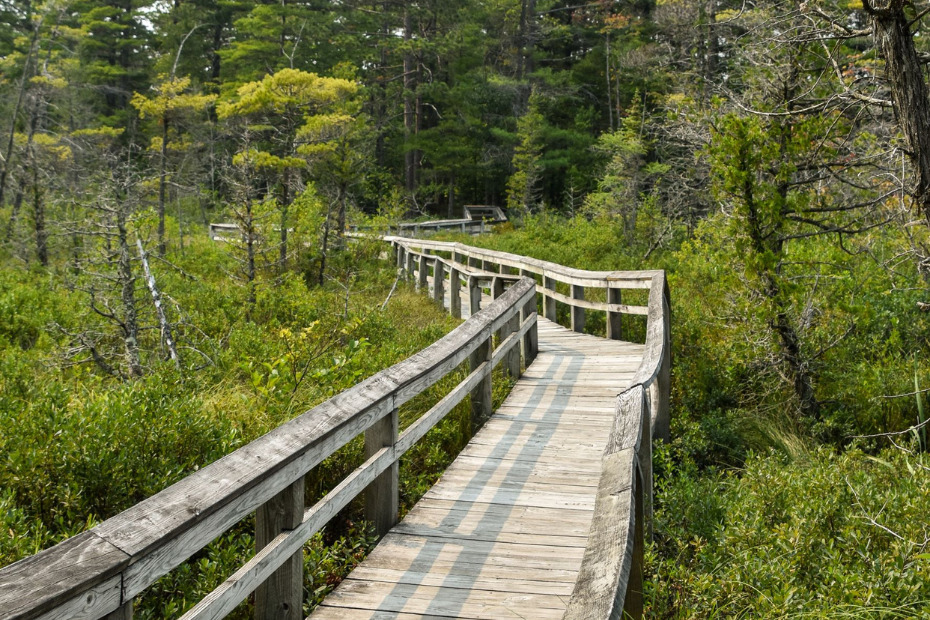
[310,309,644,619]
[0,238,665,620]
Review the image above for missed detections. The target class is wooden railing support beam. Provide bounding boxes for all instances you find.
[405,251,415,282]
[450,268,462,319]
[365,408,399,539]
[544,276,557,322]
[433,260,445,308]
[469,336,492,434]
[255,477,305,620]
[469,276,481,316]
[571,285,585,333]
[105,601,133,620]
[417,254,428,291]
[623,469,645,620]
[607,287,623,340]
[522,296,538,365]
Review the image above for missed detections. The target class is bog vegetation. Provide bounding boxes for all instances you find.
[2,0,930,617]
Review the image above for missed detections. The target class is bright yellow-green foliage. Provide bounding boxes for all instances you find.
[231,148,306,171]
[130,75,216,121]
[217,69,356,120]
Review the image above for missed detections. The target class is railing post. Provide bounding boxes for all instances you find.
[405,250,415,282]
[365,407,399,538]
[469,276,481,316]
[105,602,133,620]
[433,259,445,308]
[655,292,671,442]
[255,476,305,620]
[418,253,428,291]
[543,276,557,321]
[395,243,404,269]
[492,276,505,300]
[607,287,623,340]
[450,268,462,319]
[522,293,538,365]
[571,284,585,333]
[622,467,645,619]
[505,310,521,379]
[469,335,493,434]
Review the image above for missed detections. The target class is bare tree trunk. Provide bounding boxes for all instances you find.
[279,172,289,272]
[245,200,257,309]
[865,0,930,225]
[5,93,41,241]
[0,27,38,207]
[318,194,336,287]
[336,182,347,249]
[157,117,169,256]
[403,7,417,195]
[116,203,143,378]
[137,239,181,369]
[32,146,47,266]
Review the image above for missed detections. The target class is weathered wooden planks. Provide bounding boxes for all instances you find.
[310,316,645,619]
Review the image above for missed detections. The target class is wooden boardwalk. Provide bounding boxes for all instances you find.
[0,238,667,620]
[310,316,644,619]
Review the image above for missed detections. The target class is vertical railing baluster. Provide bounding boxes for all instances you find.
[522,292,538,365]
[417,253,428,291]
[365,407,399,539]
[571,284,585,333]
[544,276,557,322]
[622,466,645,620]
[469,276,481,316]
[433,260,445,308]
[607,287,623,340]
[104,601,133,620]
[255,477,305,620]
[405,251,415,282]
[469,335,492,434]
[450,267,462,319]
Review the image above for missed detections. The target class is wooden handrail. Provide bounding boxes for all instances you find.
[3,234,668,620]
[0,266,537,619]
[391,237,671,619]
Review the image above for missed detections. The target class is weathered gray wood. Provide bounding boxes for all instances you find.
[469,276,481,315]
[180,446,397,620]
[571,284,585,333]
[469,335,493,434]
[449,268,462,319]
[491,276,505,300]
[562,449,637,620]
[607,287,623,340]
[543,276,557,321]
[365,408,399,539]
[255,476,304,620]
[417,254,428,291]
[0,531,129,620]
[405,251,415,282]
[624,469,645,620]
[505,311,521,379]
[522,299,538,365]
[432,260,445,308]
[101,600,132,620]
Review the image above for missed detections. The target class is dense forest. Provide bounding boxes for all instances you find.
[2,0,930,616]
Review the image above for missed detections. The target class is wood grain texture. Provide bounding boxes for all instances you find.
[310,316,646,620]
[255,477,304,620]
[0,531,128,620]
